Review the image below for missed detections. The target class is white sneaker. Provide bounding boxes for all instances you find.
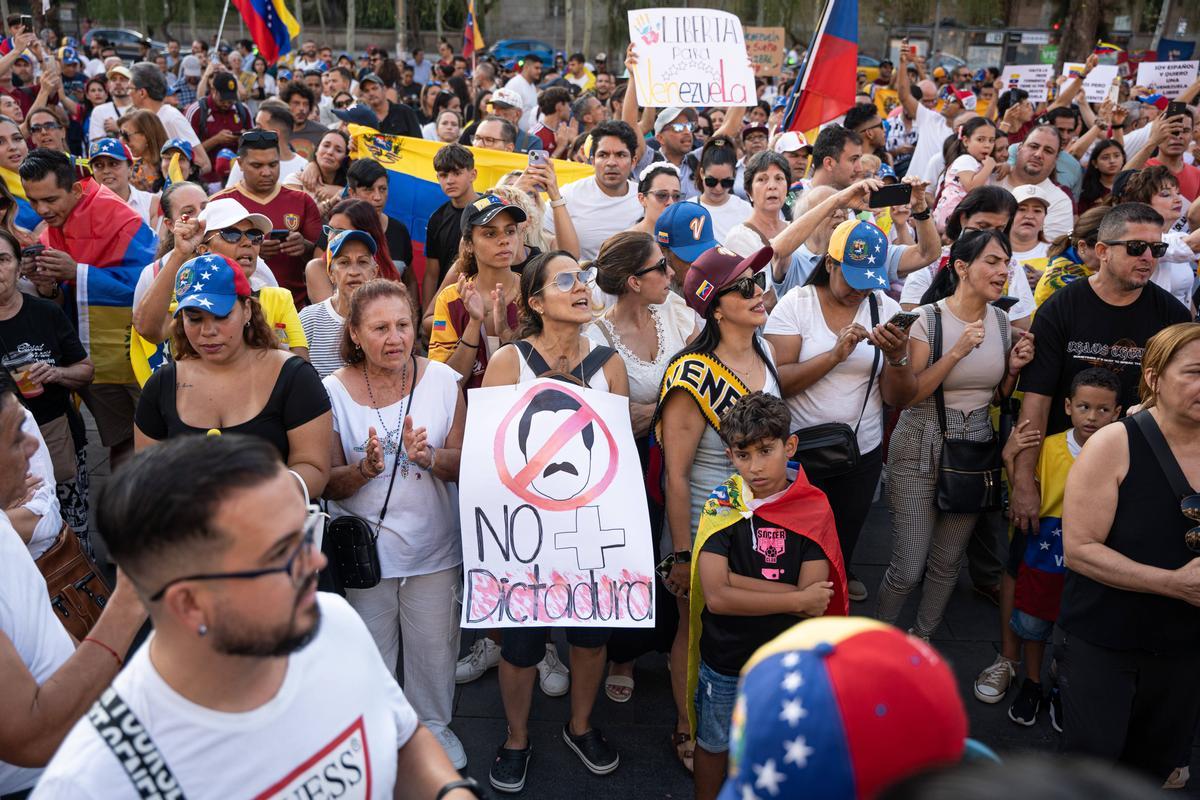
[432,725,468,769]
[538,644,570,697]
[455,638,500,684]
[973,655,1017,704]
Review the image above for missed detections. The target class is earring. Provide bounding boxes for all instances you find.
[198,624,208,637]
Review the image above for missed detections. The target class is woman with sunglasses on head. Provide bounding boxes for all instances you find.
[653,244,777,772]
[305,198,407,305]
[629,163,682,236]
[481,250,628,792]
[688,138,752,243]
[117,109,168,191]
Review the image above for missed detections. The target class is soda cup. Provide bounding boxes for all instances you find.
[16,367,43,398]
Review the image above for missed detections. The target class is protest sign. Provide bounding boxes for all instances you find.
[628,8,756,107]
[1062,62,1120,103]
[1137,60,1199,96]
[999,64,1054,102]
[874,87,900,117]
[745,26,785,76]
[458,380,656,629]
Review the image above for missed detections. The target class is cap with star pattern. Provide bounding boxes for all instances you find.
[826,218,890,292]
[718,617,968,800]
[173,254,252,318]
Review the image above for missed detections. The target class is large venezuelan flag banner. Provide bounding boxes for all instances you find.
[1,166,43,230]
[345,126,594,285]
[780,0,859,135]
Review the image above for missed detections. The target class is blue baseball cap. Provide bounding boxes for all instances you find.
[161,138,194,162]
[173,254,252,318]
[877,163,898,182]
[827,218,890,291]
[655,202,718,263]
[332,104,380,128]
[328,229,378,259]
[89,137,130,162]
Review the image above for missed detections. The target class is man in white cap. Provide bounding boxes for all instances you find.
[488,88,540,153]
[774,130,812,213]
[88,64,135,143]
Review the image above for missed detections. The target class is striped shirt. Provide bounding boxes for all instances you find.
[299,298,346,378]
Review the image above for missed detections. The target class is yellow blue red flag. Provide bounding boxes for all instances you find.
[231,0,300,63]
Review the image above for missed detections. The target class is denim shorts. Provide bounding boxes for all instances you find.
[1010,609,1054,643]
[695,660,740,754]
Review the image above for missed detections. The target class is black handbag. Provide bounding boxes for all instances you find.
[792,294,881,480]
[930,304,1003,513]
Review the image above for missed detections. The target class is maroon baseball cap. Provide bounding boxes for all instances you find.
[683,245,773,317]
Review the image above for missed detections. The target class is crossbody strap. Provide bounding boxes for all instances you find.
[89,687,187,799]
[375,354,417,533]
[852,293,882,436]
[1133,411,1193,499]
[931,303,950,435]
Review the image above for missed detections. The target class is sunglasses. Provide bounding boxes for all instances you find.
[1102,239,1169,258]
[334,99,353,109]
[29,121,62,133]
[240,129,279,148]
[665,122,693,134]
[211,228,265,245]
[646,190,682,203]
[536,266,596,294]
[703,176,736,190]
[634,257,668,276]
[1185,495,1200,552]
[717,270,768,299]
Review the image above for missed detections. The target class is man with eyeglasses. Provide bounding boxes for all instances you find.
[481,88,539,152]
[471,115,517,152]
[649,107,702,198]
[31,434,479,800]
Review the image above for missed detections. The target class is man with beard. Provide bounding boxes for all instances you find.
[998,126,1075,241]
[31,435,479,799]
[87,64,135,142]
[592,72,615,106]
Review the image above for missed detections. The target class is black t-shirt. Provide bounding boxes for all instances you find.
[511,245,543,275]
[1020,278,1190,434]
[0,294,88,425]
[699,514,823,676]
[425,199,468,282]
[397,81,422,108]
[378,101,422,138]
[135,356,330,459]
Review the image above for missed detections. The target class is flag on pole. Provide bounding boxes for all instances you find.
[230,0,300,63]
[1094,40,1124,56]
[780,0,859,135]
[464,0,485,60]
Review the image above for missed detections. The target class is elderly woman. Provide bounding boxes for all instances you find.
[628,163,682,236]
[482,250,629,792]
[305,198,406,304]
[300,229,379,377]
[322,278,467,769]
[88,137,160,227]
[118,109,168,191]
[133,252,331,498]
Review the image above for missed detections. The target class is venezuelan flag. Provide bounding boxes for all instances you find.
[0,166,42,231]
[463,0,485,60]
[781,0,858,134]
[231,0,299,64]
[345,126,593,288]
[1094,40,1124,56]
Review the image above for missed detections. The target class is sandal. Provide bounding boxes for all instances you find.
[671,730,694,773]
[605,674,635,703]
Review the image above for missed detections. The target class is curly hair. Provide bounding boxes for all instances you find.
[171,296,277,359]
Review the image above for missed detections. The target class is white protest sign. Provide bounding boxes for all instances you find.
[459,380,656,629]
[1137,60,1199,96]
[999,64,1054,102]
[628,7,756,107]
[1062,62,1120,103]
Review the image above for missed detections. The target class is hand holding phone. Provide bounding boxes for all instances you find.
[886,311,920,331]
[868,183,912,209]
[268,229,291,241]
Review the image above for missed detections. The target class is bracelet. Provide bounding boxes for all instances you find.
[428,444,437,472]
[460,338,479,348]
[910,209,931,221]
[549,197,567,208]
[83,637,123,667]
[435,778,485,799]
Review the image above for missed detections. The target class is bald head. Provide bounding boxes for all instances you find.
[917,80,937,98]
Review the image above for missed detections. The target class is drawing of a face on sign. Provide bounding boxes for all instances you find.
[517,389,594,501]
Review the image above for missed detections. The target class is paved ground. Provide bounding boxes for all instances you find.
[81,427,1199,798]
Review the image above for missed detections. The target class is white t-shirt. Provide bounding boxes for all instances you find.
[764,285,900,452]
[21,410,61,560]
[0,512,75,795]
[32,594,418,800]
[1153,231,1197,306]
[299,298,346,378]
[900,247,1036,324]
[910,103,953,186]
[1012,241,1050,264]
[132,251,277,311]
[87,99,135,145]
[687,194,753,244]
[324,362,462,579]
[998,176,1074,242]
[942,153,981,193]
[126,185,159,228]
[543,177,643,261]
[227,151,308,188]
[156,103,202,149]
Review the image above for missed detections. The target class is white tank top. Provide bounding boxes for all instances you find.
[515,338,611,392]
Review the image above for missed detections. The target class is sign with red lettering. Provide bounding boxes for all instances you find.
[628,8,756,107]
[745,27,785,77]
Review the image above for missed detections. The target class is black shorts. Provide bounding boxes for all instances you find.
[501,626,611,668]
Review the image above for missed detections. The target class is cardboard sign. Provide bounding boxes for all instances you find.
[1062,62,1120,103]
[745,26,785,77]
[458,380,656,628]
[1137,60,1199,96]
[629,8,756,107]
[999,64,1054,102]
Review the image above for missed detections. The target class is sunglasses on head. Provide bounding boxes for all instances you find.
[240,129,279,148]
[536,266,596,294]
[704,176,736,189]
[634,257,668,276]
[1102,239,1168,258]
[211,228,264,245]
[718,270,767,299]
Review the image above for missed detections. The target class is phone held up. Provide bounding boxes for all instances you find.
[868,183,912,209]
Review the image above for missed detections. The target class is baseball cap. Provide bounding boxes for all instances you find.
[742,122,770,140]
[180,55,203,78]
[327,229,378,261]
[107,65,132,80]
[683,245,773,317]
[161,138,194,162]
[654,106,688,136]
[933,66,948,79]
[773,130,811,154]
[655,203,718,264]
[214,147,237,176]
[332,104,380,128]
[359,72,385,87]
[12,52,30,64]
[57,46,82,65]
[460,193,528,234]
[198,197,272,236]
[718,617,969,800]
[490,87,524,109]
[938,84,976,111]
[877,163,898,183]
[827,218,890,291]
[1011,183,1053,208]
[173,254,252,318]
[212,71,238,101]
[88,138,130,162]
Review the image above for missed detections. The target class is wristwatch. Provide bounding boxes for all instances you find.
[911,209,931,221]
[672,550,692,564]
[888,355,910,367]
[436,778,485,799]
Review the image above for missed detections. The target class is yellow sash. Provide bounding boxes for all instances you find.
[653,352,748,441]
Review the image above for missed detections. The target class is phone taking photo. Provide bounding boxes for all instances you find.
[528,149,549,168]
[268,229,290,241]
[868,183,912,209]
[1166,101,1190,121]
[887,311,920,331]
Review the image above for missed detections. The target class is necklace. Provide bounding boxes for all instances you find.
[362,357,412,478]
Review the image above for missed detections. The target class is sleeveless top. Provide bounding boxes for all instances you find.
[515,338,613,392]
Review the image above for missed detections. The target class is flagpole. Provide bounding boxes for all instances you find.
[215,0,231,49]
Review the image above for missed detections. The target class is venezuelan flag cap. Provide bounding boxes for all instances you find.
[719,617,968,800]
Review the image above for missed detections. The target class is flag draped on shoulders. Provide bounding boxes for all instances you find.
[0,165,42,231]
[41,179,158,385]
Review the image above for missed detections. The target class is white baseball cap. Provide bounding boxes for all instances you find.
[490,87,525,109]
[1010,183,1053,208]
[199,197,272,235]
[654,106,689,136]
[773,130,811,154]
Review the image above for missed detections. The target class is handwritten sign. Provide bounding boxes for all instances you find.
[459,380,656,628]
[745,26,785,77]
[1137,60,1199,97]
[999,64,1054,102]
[1062,62,1120,103]
[629,8,756,107]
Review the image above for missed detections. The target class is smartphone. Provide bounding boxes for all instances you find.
[268,229,290,241]
[1105,77,1121,106]
[887,311,920,331]
[16,14,32,29]
[868,183,912,209]
[1166,101,1190,120]
[528,149,549,168]
[20,244,44,260]
[992,296,1019,312]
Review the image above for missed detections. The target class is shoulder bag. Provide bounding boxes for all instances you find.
[36,524,112,641]
[931,304,1003,513]
[791,293,881,480]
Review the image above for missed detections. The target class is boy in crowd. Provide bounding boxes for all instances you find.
[999,367,1122,729]
[688,392,848,800]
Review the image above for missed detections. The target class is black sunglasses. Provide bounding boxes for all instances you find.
[703,176,736,189]
[718,270,768,299]
[1183,494,1200,552]
[1102,239,1168,258]
[211,228,265,245]
[634,257,668,276]
[240,129,279,148]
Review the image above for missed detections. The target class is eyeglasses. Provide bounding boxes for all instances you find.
[859,122,884,134]
[646,190,682,203]
[703,176,736,189]
[634,257,668,276]
[665,122,693,134]
[535,266,596,294]
[717,270,768,299]
[1101,239,1168,258]
[239,129,279,148]
[210,228,265,245]
[1184,494,1200,552]
[29,121,62,133]
[148,504,325,602]
[473,135,506,147]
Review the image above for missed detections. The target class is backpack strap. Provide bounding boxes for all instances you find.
[578,344,617,384]
[513,339,615,388]
[89,687,188,799]
[513,339,553,376]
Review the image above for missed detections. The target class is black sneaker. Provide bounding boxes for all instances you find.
[1049,686,1063,733]
[490,744,532,794]
[562,725,620,775]
[1007,678,1042,727]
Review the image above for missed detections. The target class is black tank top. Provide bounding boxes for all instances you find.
[1058,415,1200,653]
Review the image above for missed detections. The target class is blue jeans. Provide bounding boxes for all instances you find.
[695,660,740,754]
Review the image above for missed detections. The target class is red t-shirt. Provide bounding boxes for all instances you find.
[211,184,322,307]
[1147,157,1200,202]
[530,122,555,152]
[185,98,252,183]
